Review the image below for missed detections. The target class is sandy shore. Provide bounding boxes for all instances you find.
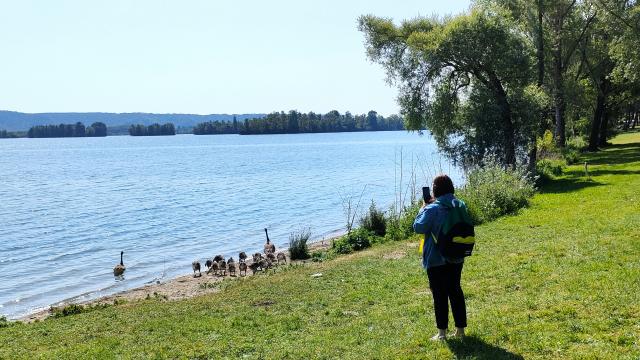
[19,239,334,323]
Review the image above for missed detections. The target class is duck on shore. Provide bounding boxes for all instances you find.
[113,251,126,276]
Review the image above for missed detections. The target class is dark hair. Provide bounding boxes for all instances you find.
[433,174,454,198]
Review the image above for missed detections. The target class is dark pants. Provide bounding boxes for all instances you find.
[426,261,467,329]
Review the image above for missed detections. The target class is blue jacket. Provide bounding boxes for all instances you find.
[413,193,464,269]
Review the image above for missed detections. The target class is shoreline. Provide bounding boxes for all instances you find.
[17,237,335,323]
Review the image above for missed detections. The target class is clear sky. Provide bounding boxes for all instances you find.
[0,0,470,116]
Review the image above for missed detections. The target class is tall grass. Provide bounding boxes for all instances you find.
[288,228,311,260]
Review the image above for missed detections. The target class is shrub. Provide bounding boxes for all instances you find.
[457,161,536,224]
[536,159,565,185]
[562,148,580,165]
[566,136,587,152]
[288,228,311,260]
[384,201,421,242]
[537,130,560,159]
[0,316,11,328]
[332,228,372,254]
[359,201,386,237]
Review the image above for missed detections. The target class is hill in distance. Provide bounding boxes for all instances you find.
[0,111,266,132]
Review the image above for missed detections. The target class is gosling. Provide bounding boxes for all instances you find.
[218,259,227,276]
[239,251,247,262]
[192,260,201,277]
[239,261,248,276]
[276,252,287,265]
[208,261,219,276]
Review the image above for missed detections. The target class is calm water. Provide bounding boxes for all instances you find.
[0,131,460,319]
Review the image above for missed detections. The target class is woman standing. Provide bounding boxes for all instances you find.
[413,174,467,340]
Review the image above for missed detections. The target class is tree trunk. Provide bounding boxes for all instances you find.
[528,0,544,175]
[489,75,517,169]
[589,93,605,151]
[598,104,609,147]
[551,9,568,148]
[552,43,566,148]
[537,0,545,88]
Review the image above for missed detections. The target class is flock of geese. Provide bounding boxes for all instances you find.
[113,228,287,278]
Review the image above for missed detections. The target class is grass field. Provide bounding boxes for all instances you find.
[1,131,639,359]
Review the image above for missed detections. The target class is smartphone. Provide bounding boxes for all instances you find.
[422,186,432,203]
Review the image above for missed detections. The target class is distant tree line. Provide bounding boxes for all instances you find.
[128,123,176,136]
[193,110,404,135]
[27,122,107,138]
[193,116,239,135]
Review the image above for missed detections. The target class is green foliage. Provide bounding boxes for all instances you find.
[310,251,328,262]
[359,201,386,237]
[332,228,373,254]
[288,228,311,260]
[0,316,11,328]
[384,202,421,242]
[239,110,403,135]
[537,130,560,159]
[562,148,580,165]
[566,136,587,151]
[128,123,176,136]
[457,160,535,224]
[359,9,545,167]
[26,122,107,138]
[49,302,114,318]
[536,159,565,185]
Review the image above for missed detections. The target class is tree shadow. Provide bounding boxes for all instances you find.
[446,336,524,360]
[538,177,605,194]
[584,142,640,166]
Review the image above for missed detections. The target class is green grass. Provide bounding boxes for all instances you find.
[2,132,639,359]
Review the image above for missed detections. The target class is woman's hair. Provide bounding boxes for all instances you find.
[432,174,455,198]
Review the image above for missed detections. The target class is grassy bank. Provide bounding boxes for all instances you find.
[1,132,639,359]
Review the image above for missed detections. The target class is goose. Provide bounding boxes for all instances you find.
[263,228,276,254]
[276,252,287,265]
[192,260,201,277]
[113,251,126,276]
[239,252,247,262]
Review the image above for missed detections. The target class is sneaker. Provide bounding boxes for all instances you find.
[450,328,465,338]
[430,332,447,341]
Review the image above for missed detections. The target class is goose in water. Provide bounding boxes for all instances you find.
[113,251,126,276]
[263,228,276,254]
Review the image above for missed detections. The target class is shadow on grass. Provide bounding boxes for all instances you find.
[538,177,605,194]
[446,336,524,360]
[585,142,640,166]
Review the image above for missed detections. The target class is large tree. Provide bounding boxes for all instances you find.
[359,9,544,168]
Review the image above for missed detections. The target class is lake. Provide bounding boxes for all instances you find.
[0,131,460,319]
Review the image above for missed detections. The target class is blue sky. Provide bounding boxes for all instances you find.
[0,0,470,116]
